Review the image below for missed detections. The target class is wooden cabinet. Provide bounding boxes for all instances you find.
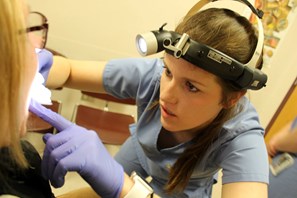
[265,76,297,143]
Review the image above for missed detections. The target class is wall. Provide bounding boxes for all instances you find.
[249,13,297,127]
[27,0,198,59]
[27,0,297,127]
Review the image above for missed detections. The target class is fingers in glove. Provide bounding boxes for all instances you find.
[42,130,74,179]
[29,99,73,131]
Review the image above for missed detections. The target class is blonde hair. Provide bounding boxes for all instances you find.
[0,0,28,168]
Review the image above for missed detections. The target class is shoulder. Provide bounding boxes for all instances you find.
[217,96,266,164]
[214,97,269,183]
[218,130,269,184]
[221,96,264,142]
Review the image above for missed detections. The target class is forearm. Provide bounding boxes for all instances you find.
[274,128,297,153]
[46,56,71,89]
[222,182,267,198]
[46,56,107,93]
[270,118,297,153]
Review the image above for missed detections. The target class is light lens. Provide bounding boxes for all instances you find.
[135,32,159,56]
[137,36,147,55]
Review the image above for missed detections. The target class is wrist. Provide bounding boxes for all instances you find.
[120,172,154,198]
[120,173,135,198]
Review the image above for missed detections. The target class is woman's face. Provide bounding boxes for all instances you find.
[160,53,224,133]
[20,6,38,136]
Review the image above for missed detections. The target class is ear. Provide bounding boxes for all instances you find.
[224,90,246,109]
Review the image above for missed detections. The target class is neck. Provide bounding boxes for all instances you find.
[157,128,198,149]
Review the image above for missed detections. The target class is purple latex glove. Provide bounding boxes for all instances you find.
[37,49,53,83]
[29,100,124,198]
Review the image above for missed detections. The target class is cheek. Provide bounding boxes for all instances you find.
[159,73,171,97]
[23,42,38,108]
[179,94,223,126]
[27,42,38,85]
[27,37,38,78]
[160,74,165,91]
[19,42,37,137]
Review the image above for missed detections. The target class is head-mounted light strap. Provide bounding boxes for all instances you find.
[164,30,267,90]
[184,0,211,22]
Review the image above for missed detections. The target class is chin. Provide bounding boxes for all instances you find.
[161,118,181,132]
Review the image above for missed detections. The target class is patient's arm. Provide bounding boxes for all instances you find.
[46,56,107,93]
[266,118,297,157]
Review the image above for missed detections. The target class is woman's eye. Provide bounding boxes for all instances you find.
[186,81,198,92]
[164,67,172,77]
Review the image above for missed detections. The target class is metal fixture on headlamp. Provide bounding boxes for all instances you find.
[163,33,190,58]
[135,0,268,91]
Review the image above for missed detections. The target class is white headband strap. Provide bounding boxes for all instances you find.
[185,0,264,68]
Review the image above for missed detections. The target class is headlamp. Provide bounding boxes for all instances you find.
[135,0,268,90]
[135,23,173,56]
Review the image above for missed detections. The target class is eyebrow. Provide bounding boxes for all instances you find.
[163,59,207,88]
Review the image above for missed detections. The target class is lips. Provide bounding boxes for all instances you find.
[161,104,176,117]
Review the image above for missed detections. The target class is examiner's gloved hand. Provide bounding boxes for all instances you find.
[29,100,124,198]
[36,49,53,82]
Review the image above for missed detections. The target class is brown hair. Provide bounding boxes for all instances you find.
[165,8,261,193]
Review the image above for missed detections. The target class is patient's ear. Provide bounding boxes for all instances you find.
[224,90,246,109]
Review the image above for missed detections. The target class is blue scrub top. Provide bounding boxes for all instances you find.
[103,57,269,198]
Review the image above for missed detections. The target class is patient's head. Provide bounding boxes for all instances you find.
[0,0,37,167]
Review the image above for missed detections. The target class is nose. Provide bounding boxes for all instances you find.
[160,79,178,104]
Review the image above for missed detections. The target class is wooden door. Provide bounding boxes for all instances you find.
[265,76,297,143]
